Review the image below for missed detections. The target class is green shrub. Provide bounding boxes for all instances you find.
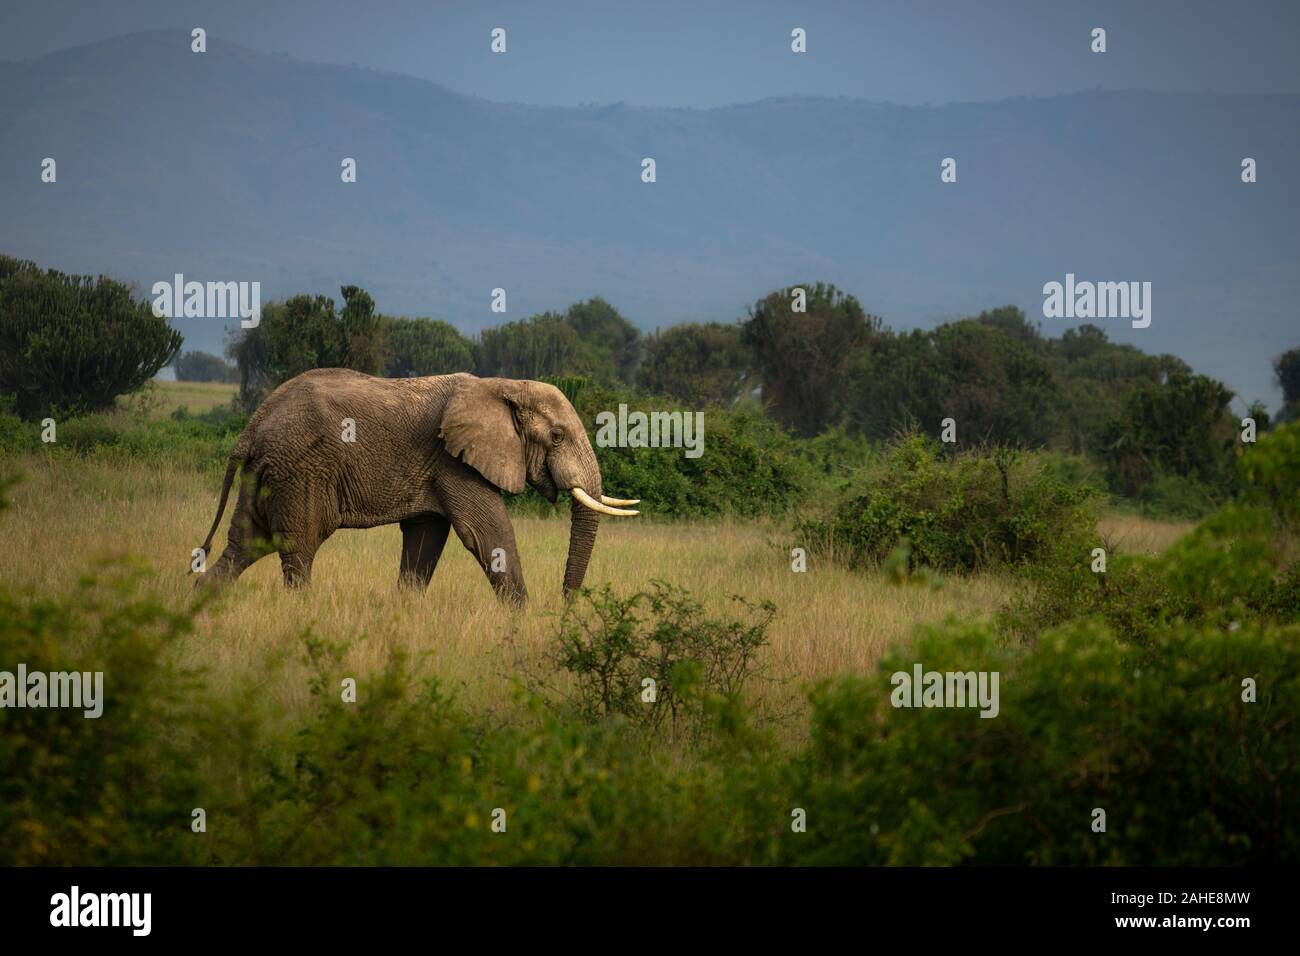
[543,581,775,739]
[0,564,206,865]
[1005,422,1300,643]
[0,395,37,454]
[798,435,1097,573]
[2,559,1296,865]
[792,615,1300,865]
[204,631,785,866]
[793,426,880,498]
[1240,419,1300,528]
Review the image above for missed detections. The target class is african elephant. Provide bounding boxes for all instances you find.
[193,368,639,602]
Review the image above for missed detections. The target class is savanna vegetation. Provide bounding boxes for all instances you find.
[2,255,1297,865]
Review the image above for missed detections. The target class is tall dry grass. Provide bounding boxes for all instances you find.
[1097,513,1195,556]
[1,449,1192,737]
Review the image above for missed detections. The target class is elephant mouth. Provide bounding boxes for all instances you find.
[532,467,559,503]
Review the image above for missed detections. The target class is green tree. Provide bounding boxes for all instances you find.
[848,309,1061,447]
[1048,324,1187,454]
[382,316,474,378]
[1274,347,1300,423]
[1097,372,1238,497]
[476,312,607,381]
[743,282,880,437]
[976,304,1046,349]
[638,322,752,406]
[0,255,182,419]
[563,297,641,382]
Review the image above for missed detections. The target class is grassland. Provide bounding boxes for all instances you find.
[117,378,240,417]
[0,453,1190,742]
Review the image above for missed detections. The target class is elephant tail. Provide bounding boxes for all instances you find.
[197,455,242,565]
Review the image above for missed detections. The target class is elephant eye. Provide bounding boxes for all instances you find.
[551,429,564,446]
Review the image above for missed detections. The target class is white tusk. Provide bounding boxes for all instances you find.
[572,486,638,517]
[600,495,641,507]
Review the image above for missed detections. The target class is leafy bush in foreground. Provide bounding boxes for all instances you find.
[2,559,1295,865]
[0,566,206,865]
[542,581,775,739]
[793,615,1299,865]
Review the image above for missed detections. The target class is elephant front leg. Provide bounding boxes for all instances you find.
[398,514,452,591]
[449,495,528,605]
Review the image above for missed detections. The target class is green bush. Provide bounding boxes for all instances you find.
[1240,418,1300,528]
[792,615,1299,865]
[1004,421,1300,644]
[0,395,36,454]
[201,631,785,866]
[798,435,1097,573]
[543,581,775,739]
[0,565,206,865]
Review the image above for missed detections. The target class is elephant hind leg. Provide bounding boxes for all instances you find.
[194,483,273,590]
[398,514,452,592]
[201,544,261,588]
[277,532,328,589]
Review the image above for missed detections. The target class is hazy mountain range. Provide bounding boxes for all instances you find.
[1,30,1296,405]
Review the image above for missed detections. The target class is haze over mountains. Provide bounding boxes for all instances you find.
[1,30,1296,404]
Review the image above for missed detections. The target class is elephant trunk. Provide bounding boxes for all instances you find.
[563,496,601,595]
[563,443,604,595]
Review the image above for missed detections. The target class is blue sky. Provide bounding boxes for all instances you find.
[3,0,1299,107]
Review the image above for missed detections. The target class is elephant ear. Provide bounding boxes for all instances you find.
[440,378,527,494]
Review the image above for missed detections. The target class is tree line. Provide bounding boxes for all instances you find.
[4,253,1297,514]
[215,277,1296,511]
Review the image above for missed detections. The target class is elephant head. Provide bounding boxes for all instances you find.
[439,377,638,594]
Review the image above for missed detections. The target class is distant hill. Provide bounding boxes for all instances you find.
[1,30,1296,405]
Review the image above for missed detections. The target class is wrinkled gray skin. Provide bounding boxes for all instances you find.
[194,369,606,603]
